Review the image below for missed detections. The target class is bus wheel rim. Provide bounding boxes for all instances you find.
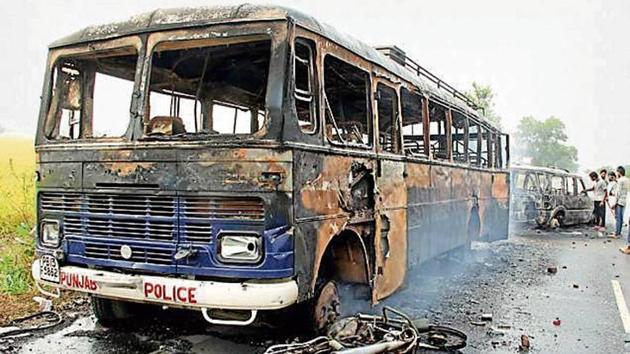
[314,281,340,331]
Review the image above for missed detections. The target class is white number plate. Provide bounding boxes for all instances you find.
[40,255,60,283]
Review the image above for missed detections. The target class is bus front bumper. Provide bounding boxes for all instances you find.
[32,259,298,312]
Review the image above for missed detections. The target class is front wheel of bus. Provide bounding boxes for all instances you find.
[311,280,341,333]
[91,296,136,327]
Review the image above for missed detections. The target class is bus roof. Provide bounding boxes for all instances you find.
[50,4,498,130]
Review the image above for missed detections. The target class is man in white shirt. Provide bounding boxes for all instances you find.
[616,166,630,254]
[586,171,607,231]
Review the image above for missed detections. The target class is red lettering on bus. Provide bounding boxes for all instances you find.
[144,282,154,297]
[143,282,198,304]
[176,287,187,302]
[188,288,197,304]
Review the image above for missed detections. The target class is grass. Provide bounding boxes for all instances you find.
[0,137,36,296]
[0,137,85,325]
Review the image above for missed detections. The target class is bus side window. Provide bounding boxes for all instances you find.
[429,101,448,160]
[294,38,317,134]
[480,126,490,167]
[468,119,480,165]
[401,88,426,157]
[451,111,467,163]
[323,55,371,147]
[376,83,400,153]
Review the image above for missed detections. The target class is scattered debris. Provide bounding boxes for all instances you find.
[0,311,62,340]
[33,297,52,312]
[264,307,467,354]
[520,334,531,351]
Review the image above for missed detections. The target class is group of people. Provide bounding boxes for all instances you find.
[587,166,630,254]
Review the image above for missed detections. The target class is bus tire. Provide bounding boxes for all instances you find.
[309,279,341,334]
[91,296,136,327]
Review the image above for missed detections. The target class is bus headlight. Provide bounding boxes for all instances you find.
[218,233,262,263]
[41,220,61,247]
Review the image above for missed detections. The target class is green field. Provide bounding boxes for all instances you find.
[0,137,36,295]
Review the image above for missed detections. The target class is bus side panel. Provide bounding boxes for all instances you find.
[479,171,510,241]
[406,163,471,266]
[293,150,375,301]
[373,159,407,300]
[405,162,431,267]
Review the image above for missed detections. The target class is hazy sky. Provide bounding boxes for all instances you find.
[1,0,628,170]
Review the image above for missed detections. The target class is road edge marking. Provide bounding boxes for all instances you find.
[612,280,630,333]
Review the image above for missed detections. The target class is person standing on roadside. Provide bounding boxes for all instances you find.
[607,171,618,230]
[586,171,607,231]
[615,166,630,253]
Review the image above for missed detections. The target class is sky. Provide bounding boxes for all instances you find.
[1,0,629,170]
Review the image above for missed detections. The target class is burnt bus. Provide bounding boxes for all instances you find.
[32,5,510,331]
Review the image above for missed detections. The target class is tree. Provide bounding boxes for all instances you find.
[465,82,502,128]
[513,116,579,172]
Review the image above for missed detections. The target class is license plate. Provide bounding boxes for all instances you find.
[40,255,60,283]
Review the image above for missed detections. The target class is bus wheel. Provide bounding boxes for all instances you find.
[91,296,136,327]
[311,280,341,333]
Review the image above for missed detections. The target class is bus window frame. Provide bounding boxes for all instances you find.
[450,109,469,164]
[374,81,402,155]
[41,36,144,143]
[293,36,318,135]
[400,86,428,158]
[427,99,450,161]
[321,49,374,150]
[141,23,286,140]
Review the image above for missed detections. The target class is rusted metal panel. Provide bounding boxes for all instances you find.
[373,159,407,300]
[38,162,82,189]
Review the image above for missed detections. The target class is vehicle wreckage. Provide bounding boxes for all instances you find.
[264,307,467,354]
[510,165,592,228]
[31,4,510,330]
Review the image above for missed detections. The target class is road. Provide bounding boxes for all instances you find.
[8,227,630,353]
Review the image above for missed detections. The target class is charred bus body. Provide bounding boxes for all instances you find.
[510,165,592,228]
[32,5,510,330]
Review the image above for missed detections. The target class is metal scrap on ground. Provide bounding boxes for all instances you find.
[264,307,467,354]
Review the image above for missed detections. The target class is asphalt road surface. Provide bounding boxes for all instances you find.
[7,226,630,353]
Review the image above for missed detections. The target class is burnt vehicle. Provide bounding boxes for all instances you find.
[510,165,592,228]
[31,5,510,331]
